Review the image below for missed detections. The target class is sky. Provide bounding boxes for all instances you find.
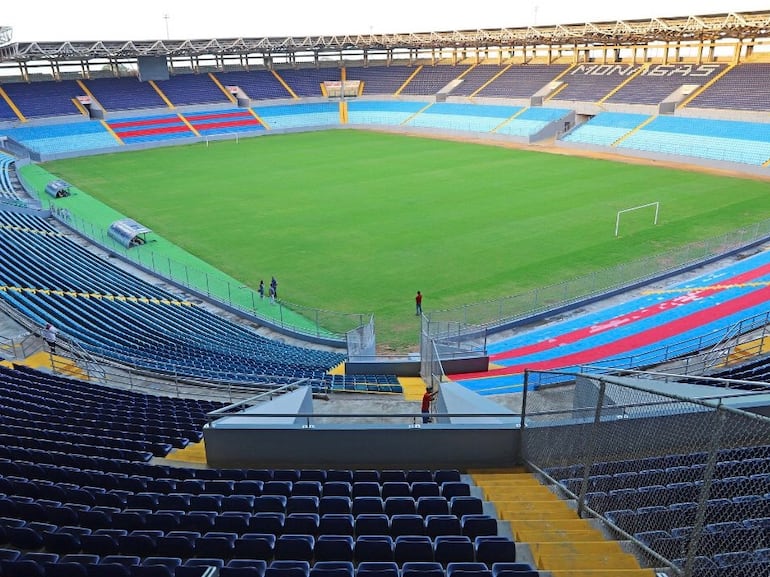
[3,1,769,43]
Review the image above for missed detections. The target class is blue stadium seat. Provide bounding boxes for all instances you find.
[446,562,492,577]
[381,483,412,500]
[233,533,276,560]
[156,530,199,559]
[266,560,310,577]
[250,512,285,535]
[355,562,400,577]
[222,558,268,577]
[390,514,426,537]
[474,536,517,566]
[425,515,462,538]
[401,561,445,577]
[323,483,353,498]
[194,531,238,559]
[309,560,355,577]
[394,534,435,565]
[319,514,355,536]
[176,558,225,577]
[450,497,483,518]
[384,497,417,517]
[314,534,355,562]
[417,497,450,517]
[319,497,352,516]
[354,535,395,563]
[434,535,474,566]
[274,533,315,561]
[355,514,390,536]
[283,513,320,536]
[353,497,385,516]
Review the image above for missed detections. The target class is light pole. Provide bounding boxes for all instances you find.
[163,13,170,40]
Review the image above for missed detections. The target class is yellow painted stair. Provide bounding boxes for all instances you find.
[165,440,207,464]
[470,470,656,577]
[18,351,89,380]
[399,376,430,401]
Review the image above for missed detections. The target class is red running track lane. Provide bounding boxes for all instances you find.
[490,259,770,362]
[451,281,770,380]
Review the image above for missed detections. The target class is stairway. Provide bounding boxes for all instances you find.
[470,469,658,577]
[20,350,90,380]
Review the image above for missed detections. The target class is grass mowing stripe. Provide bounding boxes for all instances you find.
[40,129,770,349]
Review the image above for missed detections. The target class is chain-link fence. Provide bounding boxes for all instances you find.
[420,317,444,390]
[420,315,487,388]
[521,369,770,577]
[43,205,368,344]
[427,220,770,333]
[346,314,375,360]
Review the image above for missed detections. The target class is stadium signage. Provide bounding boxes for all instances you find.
[571,63,721,77]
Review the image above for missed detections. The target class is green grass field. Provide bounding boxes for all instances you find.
[41,129,770,349]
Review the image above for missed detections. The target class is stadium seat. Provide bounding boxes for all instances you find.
[222,558,268,577]
[425,515,462,538]
[319,514,354,536]
[354,535,395,563]
[234,533,276,560]
[401,561,445,577]
[384,497,417,516]
[194,531,238,559]
[313,534,355,562]
[356,562,400,577]
[274,533,315,561]
[434,535,474,566]
[283,513,320,536]
[390,514,426,537]
[446,562,492,577]
[309,560,355,577]
[474,536,517,566]
[355,514,390,536]
[461,515,498,539]
[394,534,435,564]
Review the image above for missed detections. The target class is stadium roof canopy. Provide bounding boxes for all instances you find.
[3,11,770,63]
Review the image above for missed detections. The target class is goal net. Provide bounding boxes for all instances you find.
[615,201,660,237]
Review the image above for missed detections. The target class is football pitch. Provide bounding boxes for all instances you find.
[42,129,770,349]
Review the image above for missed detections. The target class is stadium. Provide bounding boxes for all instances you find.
[0,7,769,577]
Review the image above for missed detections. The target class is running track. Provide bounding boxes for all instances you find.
[448,249,770,395]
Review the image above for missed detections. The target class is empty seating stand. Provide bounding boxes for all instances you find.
[0,464,520,576]
[617,115,770,166]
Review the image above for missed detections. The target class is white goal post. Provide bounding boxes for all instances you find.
[615,201,660,237]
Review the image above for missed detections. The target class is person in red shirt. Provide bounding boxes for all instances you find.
[415,291,423,316]
[421,386,436,423]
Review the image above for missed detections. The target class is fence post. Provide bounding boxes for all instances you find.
[682,404,725,577]
[577,378,606,518]
[520,371,529,433]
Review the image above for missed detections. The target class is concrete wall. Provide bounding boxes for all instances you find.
[204,425,521,469]
[345,355,488,377]
[203,384,521,468]
[208,387,314,428]
[438,380,519,426]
